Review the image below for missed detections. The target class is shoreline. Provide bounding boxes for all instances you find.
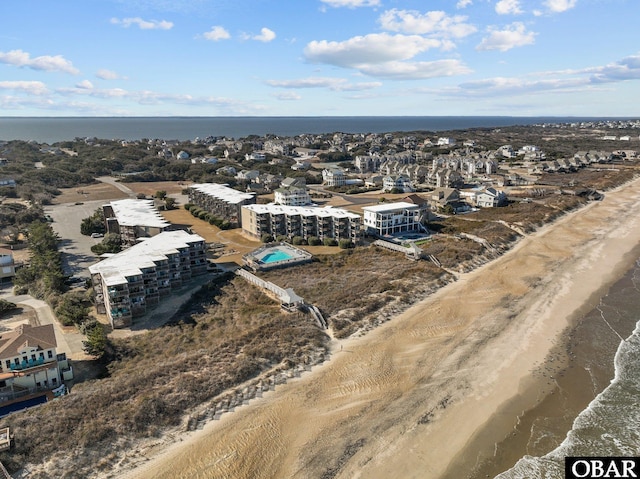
[117,176,640,479]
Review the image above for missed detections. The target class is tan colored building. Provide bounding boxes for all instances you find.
[0,324,70,399]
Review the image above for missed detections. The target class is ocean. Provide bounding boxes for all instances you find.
[490,259,640,478]
[0,116,624,144]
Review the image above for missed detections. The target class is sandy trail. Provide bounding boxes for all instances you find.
[121,177,640,479]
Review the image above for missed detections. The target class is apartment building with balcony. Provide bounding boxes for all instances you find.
[103,199,172,246]
[188,183,256,228]
[89,230,207,328]
[241,204,362,244]
[362,202,424,237]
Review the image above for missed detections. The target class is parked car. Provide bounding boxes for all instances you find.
[91,232,104,238]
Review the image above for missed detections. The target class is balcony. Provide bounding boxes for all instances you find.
[9,357,50,371]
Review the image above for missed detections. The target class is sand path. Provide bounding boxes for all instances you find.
[121,177,640,479]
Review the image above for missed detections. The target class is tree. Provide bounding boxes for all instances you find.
[83,323,108,358]
[323,238,338,246]
[80,208,106,236]
[91,233,122,255]
[155,190,167,199]
[261,233,274,243]
[0,299,17,317]
[164,197,177,210]
[55,292,90,326]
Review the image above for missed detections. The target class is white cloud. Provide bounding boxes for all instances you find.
[203,26,230,41]
[252,27,276,43]
[378,9,477,38]
[110,17,174,30]
[266,76,382,91]
[305,33,443,68]
[358,60,472,80]
[76,80,94,89]
[588,53,640,83]
[476,22,536,51]
[457,0,473,8]
[0,80,49,95]
[544,0,577,13]
[0,49,79,74]
[495,0,523,15]
[96,69,121,80]
[274,92,302,101]
[320,0,381,8]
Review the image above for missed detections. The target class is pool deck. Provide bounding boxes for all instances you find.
[243,243,313,271]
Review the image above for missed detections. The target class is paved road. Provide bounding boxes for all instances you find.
[0,291,86,359]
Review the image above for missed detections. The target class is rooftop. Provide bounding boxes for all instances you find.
[0,324,57,359]
[190,183,255,204]
[243,203,360,219]
[362,201,420,213]
[89,230,205,286]
[108,199,171,229]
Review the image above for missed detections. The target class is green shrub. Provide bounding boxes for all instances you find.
[292,236,305,245]
[307,236,321,246]
[261,234,274,243]
[323,238,338,246]
[339,239,354,249]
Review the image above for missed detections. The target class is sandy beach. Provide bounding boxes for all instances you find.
[118,176,640,479]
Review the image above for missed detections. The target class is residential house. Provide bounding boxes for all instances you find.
[382,175,414,193]
[89,230,207,328]
[0,248,15,283]
[365,175,384,188]
[362,202,424,237]
[476,188,508,208]
[236,170,260,181]
[322,168,347,187]
[241,204,361,244]
[0,324,71,400]
[429,188,461,209]
[188,183,256,228]
[274,186,311,206]
[437,137,456,147]
[216,166,237,176]
[176,151,190,160]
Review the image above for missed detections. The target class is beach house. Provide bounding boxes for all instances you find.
[0,324,70,396]
[362,202,424,237]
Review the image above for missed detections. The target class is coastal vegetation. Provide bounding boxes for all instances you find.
[1,123,639,477]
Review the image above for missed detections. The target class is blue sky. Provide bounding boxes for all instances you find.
[1,0,638,117]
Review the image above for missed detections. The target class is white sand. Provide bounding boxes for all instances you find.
[118,176,640,479]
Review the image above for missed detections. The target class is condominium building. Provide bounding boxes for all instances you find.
[274,186,311,206]
[362,202,424,237]
[103,199,172,246]
[188,183,256,228]
[89,230,207,329]
[241,204,362,244]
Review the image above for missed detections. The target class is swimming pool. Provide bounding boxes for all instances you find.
[244,243,313,271]
[261,250,294,263]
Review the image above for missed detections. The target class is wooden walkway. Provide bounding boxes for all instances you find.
[0,461,12,479]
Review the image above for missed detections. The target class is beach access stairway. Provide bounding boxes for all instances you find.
[235,269,328,328]
[235,268,303,309]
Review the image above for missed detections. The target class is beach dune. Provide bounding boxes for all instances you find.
[120,177,640,479]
